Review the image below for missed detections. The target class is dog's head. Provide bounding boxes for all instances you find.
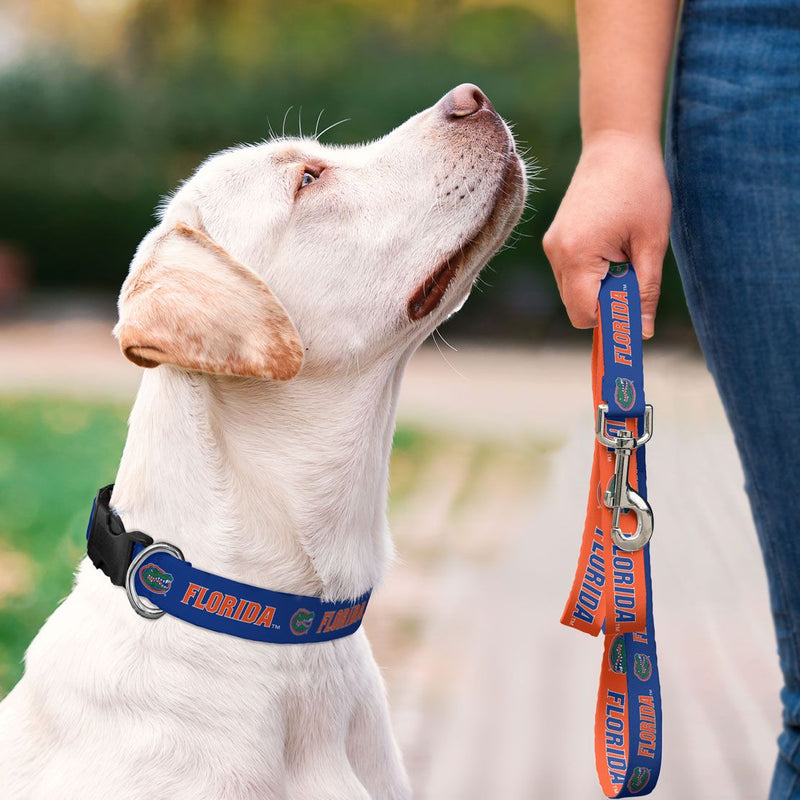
[115,84,528,379]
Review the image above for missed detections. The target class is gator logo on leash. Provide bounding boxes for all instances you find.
[609,635,626,674]
[615,377,636,412]
[290,608,315,636]
[633,653,652,682]
[627,766,651,794]
[139,563,173,594]
[608,262,629,278]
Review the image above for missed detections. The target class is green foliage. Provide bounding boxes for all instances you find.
[0,397,129,693]
[0,2,688,336]
[391,427,420,453]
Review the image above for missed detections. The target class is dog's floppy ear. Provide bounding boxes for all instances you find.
[114,223,304,380]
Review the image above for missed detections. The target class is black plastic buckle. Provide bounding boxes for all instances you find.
[86,484,153,586]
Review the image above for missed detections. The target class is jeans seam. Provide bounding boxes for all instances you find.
[669,18,718,370]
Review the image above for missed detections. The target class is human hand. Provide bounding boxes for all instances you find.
[542,132,672,339]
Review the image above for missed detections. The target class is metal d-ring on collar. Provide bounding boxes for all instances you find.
[595,403,654,552]
[125,542,185,619]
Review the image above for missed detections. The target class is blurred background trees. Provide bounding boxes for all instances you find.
[0,0,688,339]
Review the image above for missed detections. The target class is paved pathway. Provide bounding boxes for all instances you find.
[0,320,783,799]
[382,345,781,800]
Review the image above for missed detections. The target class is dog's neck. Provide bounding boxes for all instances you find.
[112,356,409,601]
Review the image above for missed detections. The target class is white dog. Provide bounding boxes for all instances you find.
[0,83,526,799]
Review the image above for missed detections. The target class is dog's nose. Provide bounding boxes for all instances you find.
[443,83,492,119]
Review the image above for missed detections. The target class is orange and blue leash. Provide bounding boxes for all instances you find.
[561,263,662,797]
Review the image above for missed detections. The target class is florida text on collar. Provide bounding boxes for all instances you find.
[561,263,663,798]
[86,485,371,644]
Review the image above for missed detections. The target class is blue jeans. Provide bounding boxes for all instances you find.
[666,0,800,796]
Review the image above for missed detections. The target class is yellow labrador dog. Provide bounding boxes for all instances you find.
[0,84,526,799]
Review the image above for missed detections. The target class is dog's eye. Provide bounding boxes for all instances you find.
[296,165,324,195]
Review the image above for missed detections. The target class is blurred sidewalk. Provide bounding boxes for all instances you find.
[0,320,782,799]
[382,344,781,800]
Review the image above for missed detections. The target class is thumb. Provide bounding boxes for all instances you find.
[629,244,665,340]
[559,259,608,329]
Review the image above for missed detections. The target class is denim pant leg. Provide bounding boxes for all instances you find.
[666,1,800,796]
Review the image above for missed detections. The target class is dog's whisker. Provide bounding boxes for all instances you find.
[430,329,466,379]
[314,109,325,141]
[281,106,294,139]
[462,175,475,201]
[419,196,443,229]
[316,117,351,141]
[433,327,458,352]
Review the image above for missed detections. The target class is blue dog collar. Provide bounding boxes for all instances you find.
[86,486,371,644]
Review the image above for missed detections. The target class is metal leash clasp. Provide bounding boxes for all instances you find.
[595,404,654,552]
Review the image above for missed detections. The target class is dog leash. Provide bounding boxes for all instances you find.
[86,485,371,643]
[561,263,662,797]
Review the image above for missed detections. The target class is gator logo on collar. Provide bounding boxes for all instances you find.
[633,653,652,682]
[290,608,315,636]
[615,377,636,412]
[609,635,626,674]
[608,262,629,278]
[139,563,174,594]
[627,766,651,794]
